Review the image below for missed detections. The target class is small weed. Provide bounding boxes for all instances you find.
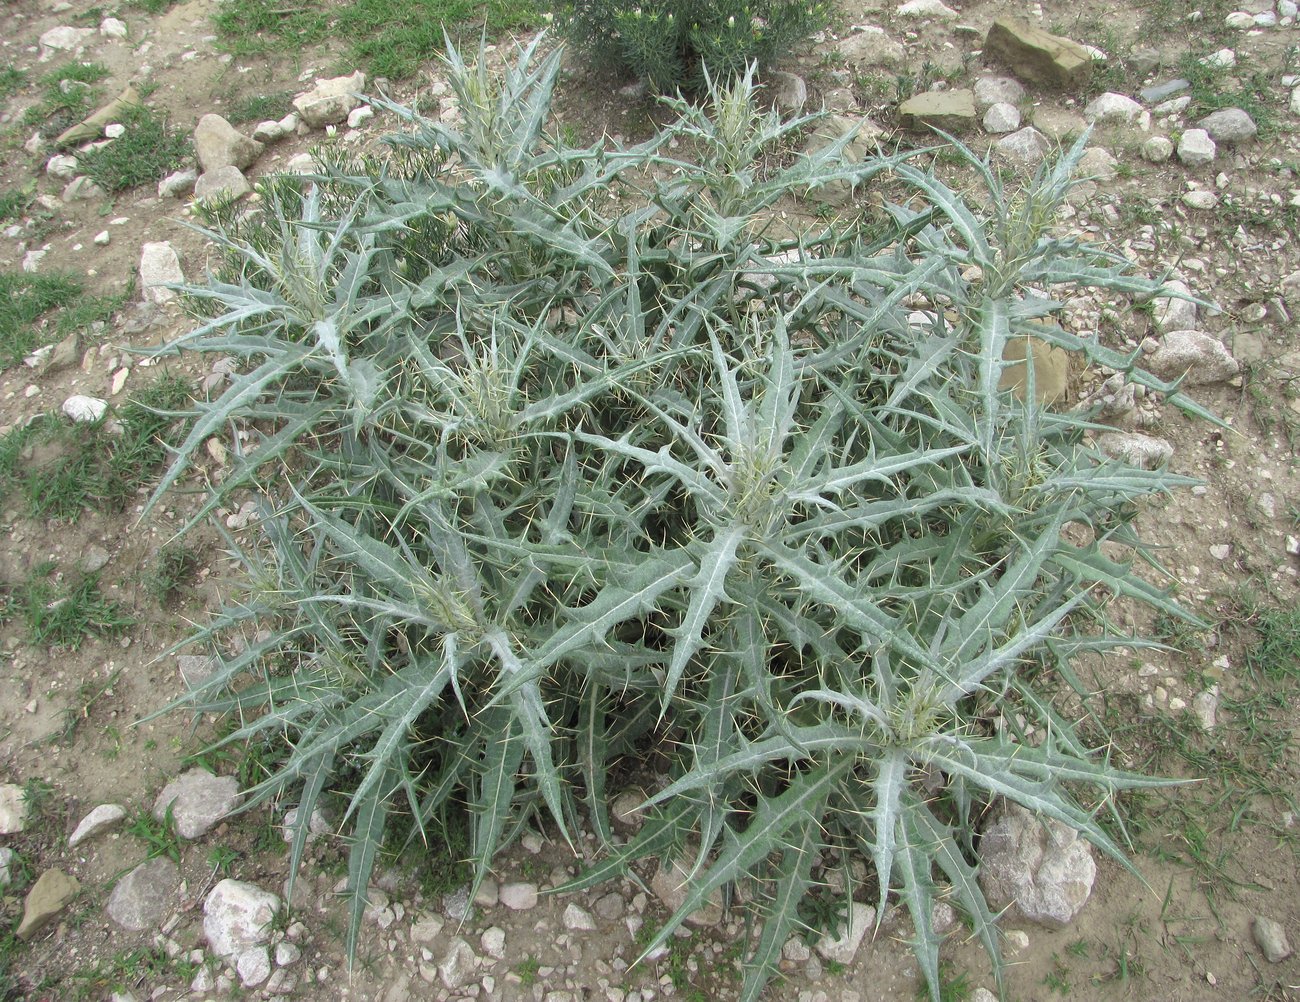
[1066,938,1090,958]
[0,271,85,366]
[207,845,240,876]
[0,67,26,100]
[0,567,133,650]
[919,962,973,1002]
[0,186,33,223]
[516,955,541,986]
[227,90,297,125]
[57,667,124,744]
[1044,954,1072,995]
[69,945,194,1000]
[0,374,192,521]
[78,105,191,193]
[23,61,111,133]
[148,542,202,605]
[125,804,181,864]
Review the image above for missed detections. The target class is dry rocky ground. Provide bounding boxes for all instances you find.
[1,0,1300,1000]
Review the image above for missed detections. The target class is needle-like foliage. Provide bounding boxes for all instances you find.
[145,36,1207,1001]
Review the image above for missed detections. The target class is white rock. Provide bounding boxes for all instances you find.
[277,112,301,133]
[1153,280,1198,332]
[99,17,128,38]
[1202,48,1236,69]
[193,166,251,204]
[481,926,507,959]
[139,241,185,304]
[995,127,1050,167]
[498,882,539,911]
[970,990,999,1002]
[1098,432,1174,470]
[1177,129,1216,167]
[46,154,78,179]
[158,169,198,199]
[1084,92,1143,124]
[104,124,125,142]
[237,947,272,987]
[153,768,240,838]
[836,27,904,67]
[293,71,367,128]
[1192,687,1219,730]
[1183,190,1219,209]
[0,848,16,886]
[650,854,723,926]
[1255,11,1277,26]
[1197,107,1257,143]
[1141,136,1174,162]
[62,395,108,423]
[93,230,111,246]
[896,0,958,17]
[1282,0,1298,16]
[1077,147,1118,180]
[562,903,597,931]
[347,105,374,129]
[203,880,281,959]
[69,803,127,847]
[979,803,1096,926]
[281,806,331,843]
[1154,95,1192,115]
[1254,916,1293,963]
[410,913,445,944]
[814,901,875,964]
[438,937,478,990]
[194,114,263,172]
[1225,11,1255,28]
[973,76,1024,110]
[252,120,286,142]
[62,176,104,202]
[1147,330,1239,385]
[39,26,95,57]
[275,941,301,966]
[106,857,179,931]
[982,102,1020,134]
[0,786,26,834]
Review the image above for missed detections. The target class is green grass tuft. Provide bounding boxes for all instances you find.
[0,565,132,650]
[78,105,192,193]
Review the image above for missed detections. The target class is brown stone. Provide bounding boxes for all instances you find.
[16,870,80,940]
[1000,334,1069,405]
[898,89,977,133]
[984,17,1093,90]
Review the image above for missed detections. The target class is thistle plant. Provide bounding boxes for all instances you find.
[146,36,1209,1001]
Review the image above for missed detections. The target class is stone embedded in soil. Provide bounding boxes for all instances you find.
[970,990,999,1002]
[1183,190,1219,210]
[293,71,368,128]
[999,334,1069,405]
[995,127,1050,167]
[438,937,478,990]
[237,946,272,987]
[984,17,1093,89]
[1153,280,1198,332]
[1193,686,1220,731]
[410,912,445,944]
[1196,107,1257,144]
[562,903,597,931]
[1139,79,1189,103]
[46,154,77,179]
[480,926,506,959]
[69,802,127,847]
[898,89,976,133]
[158,169,198,199]
[1177,129,1216,167]
[1077,146,1118,181]
[139,241,185,304]
[982,102,1021,134]
[973,75,1025,110]
[1253,915,1293,962]
[194,166,252,204]
[498,882,539,911]
[802,114,883,205]
[836,27,905,68]
[978,802,1096,926]
[0,784,26,833]
[1146,330,1239,385]
[99,16,127,38]
[814,901,875,965]
[253,120,287,143]
[650,854,723,926]
[106,857,179,930]
[16,869,80,940]
[39,26,95,57]
[62,394,108,423]
[153,768,240,839]
[1084,92,1143,124]
[62,176,105,202]
[204,879,281,959]
[768,72,807,114]
[194,113,264,173]
[1098,432,1174,470]
[896,0,958,18]
[0,848,15,887]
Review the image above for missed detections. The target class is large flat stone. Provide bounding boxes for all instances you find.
[984,17,1094,89]
[898,89,976,132]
